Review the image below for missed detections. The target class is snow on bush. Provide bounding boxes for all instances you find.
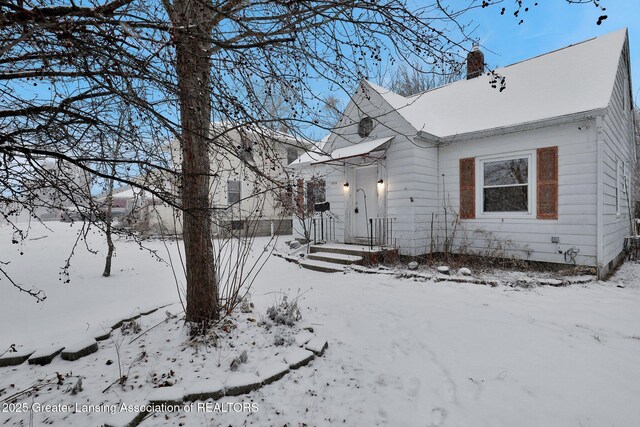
[266,295,302,327]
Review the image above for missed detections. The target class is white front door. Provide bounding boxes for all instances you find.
[354,166,378,239]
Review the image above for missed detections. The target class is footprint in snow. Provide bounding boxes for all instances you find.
[407,377,421,400]
[427,407,447,427]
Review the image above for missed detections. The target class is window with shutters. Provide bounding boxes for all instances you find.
[306,178,326,212]
[461,147,558,220]
[479,154,532,215]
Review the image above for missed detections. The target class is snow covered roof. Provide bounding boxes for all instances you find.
[94,185,145,201]
[288,149,328,167]
[289,136,393,166]
[209,121,314,148]
[366,28,628,138]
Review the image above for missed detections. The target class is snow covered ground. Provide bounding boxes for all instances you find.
[1,221,640,426]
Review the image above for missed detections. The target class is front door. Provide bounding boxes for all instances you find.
[354,166,378,239]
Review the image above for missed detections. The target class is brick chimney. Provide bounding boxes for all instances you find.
[466,43,484,80]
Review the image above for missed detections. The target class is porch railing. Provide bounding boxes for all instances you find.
[369,217,396,248]
[312,214,337,244]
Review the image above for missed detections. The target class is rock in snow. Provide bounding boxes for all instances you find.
[458,267,472,276]
[437,266,450,275]
[289,241,301,249]
[408,261,419,270]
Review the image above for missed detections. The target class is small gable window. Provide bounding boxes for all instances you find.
[358,117,374,138]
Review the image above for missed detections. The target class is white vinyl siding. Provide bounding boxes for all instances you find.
[600,41,634,268]
[438,120,598,266]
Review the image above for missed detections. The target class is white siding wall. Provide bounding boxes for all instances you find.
[299,83,427,253]
[409,142,440,256]
[437,120,599,266]
[170,129,297,222]
[601,42,635,267]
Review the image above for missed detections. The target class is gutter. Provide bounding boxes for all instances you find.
[415,108,608,145]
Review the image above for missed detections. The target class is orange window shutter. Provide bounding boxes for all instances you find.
[537,146,558,220]
[459,157,475,219]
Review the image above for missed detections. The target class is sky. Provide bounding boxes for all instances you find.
[458,0,640,102]
[305,0,640,140]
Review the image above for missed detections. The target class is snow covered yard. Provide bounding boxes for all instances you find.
[1,222,640,426]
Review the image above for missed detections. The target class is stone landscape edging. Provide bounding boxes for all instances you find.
[273,249,595,287]
[104,338,328,427]
[0,303,174,368]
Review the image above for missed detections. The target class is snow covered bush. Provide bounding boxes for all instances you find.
[230,350,248,371]
[266,295,302,326]
[120,319,141,335]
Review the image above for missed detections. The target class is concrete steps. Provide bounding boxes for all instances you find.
[309,244,398,266]
[297,243,398,273]
[307,252,363,265]
[299,259,346,273]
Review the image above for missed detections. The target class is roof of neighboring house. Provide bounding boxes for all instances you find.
[210,121,315,148]
[94,185,145,201]
[366,28,629,138]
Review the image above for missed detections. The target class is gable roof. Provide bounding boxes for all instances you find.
[366,28,628,138]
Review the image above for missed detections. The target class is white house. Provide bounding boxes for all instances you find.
[292,28,636,278]
[162,123,311,237]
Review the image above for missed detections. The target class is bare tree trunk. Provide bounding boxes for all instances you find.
[170,0,218,322]
[103,135,123,278]
[102,179,115,277]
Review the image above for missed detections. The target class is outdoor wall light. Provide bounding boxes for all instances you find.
[343,182,349,189]
[377,179,384,189]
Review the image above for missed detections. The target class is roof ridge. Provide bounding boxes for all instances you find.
[367,28,627,100]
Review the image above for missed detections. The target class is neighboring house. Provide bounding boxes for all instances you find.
[93,185,146,219]
[292,28,636,278]
[163,124,311,237]
[24,159,91,222]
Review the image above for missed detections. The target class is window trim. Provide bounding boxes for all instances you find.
[476,151,536,219]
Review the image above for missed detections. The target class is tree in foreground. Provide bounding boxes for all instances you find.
[0,0,609,321]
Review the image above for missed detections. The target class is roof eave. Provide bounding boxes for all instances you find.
[416,107,608,144]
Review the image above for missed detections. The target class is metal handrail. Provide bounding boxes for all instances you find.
[368,217,396,248]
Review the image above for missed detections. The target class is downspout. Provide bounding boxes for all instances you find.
[595,115,605,277]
